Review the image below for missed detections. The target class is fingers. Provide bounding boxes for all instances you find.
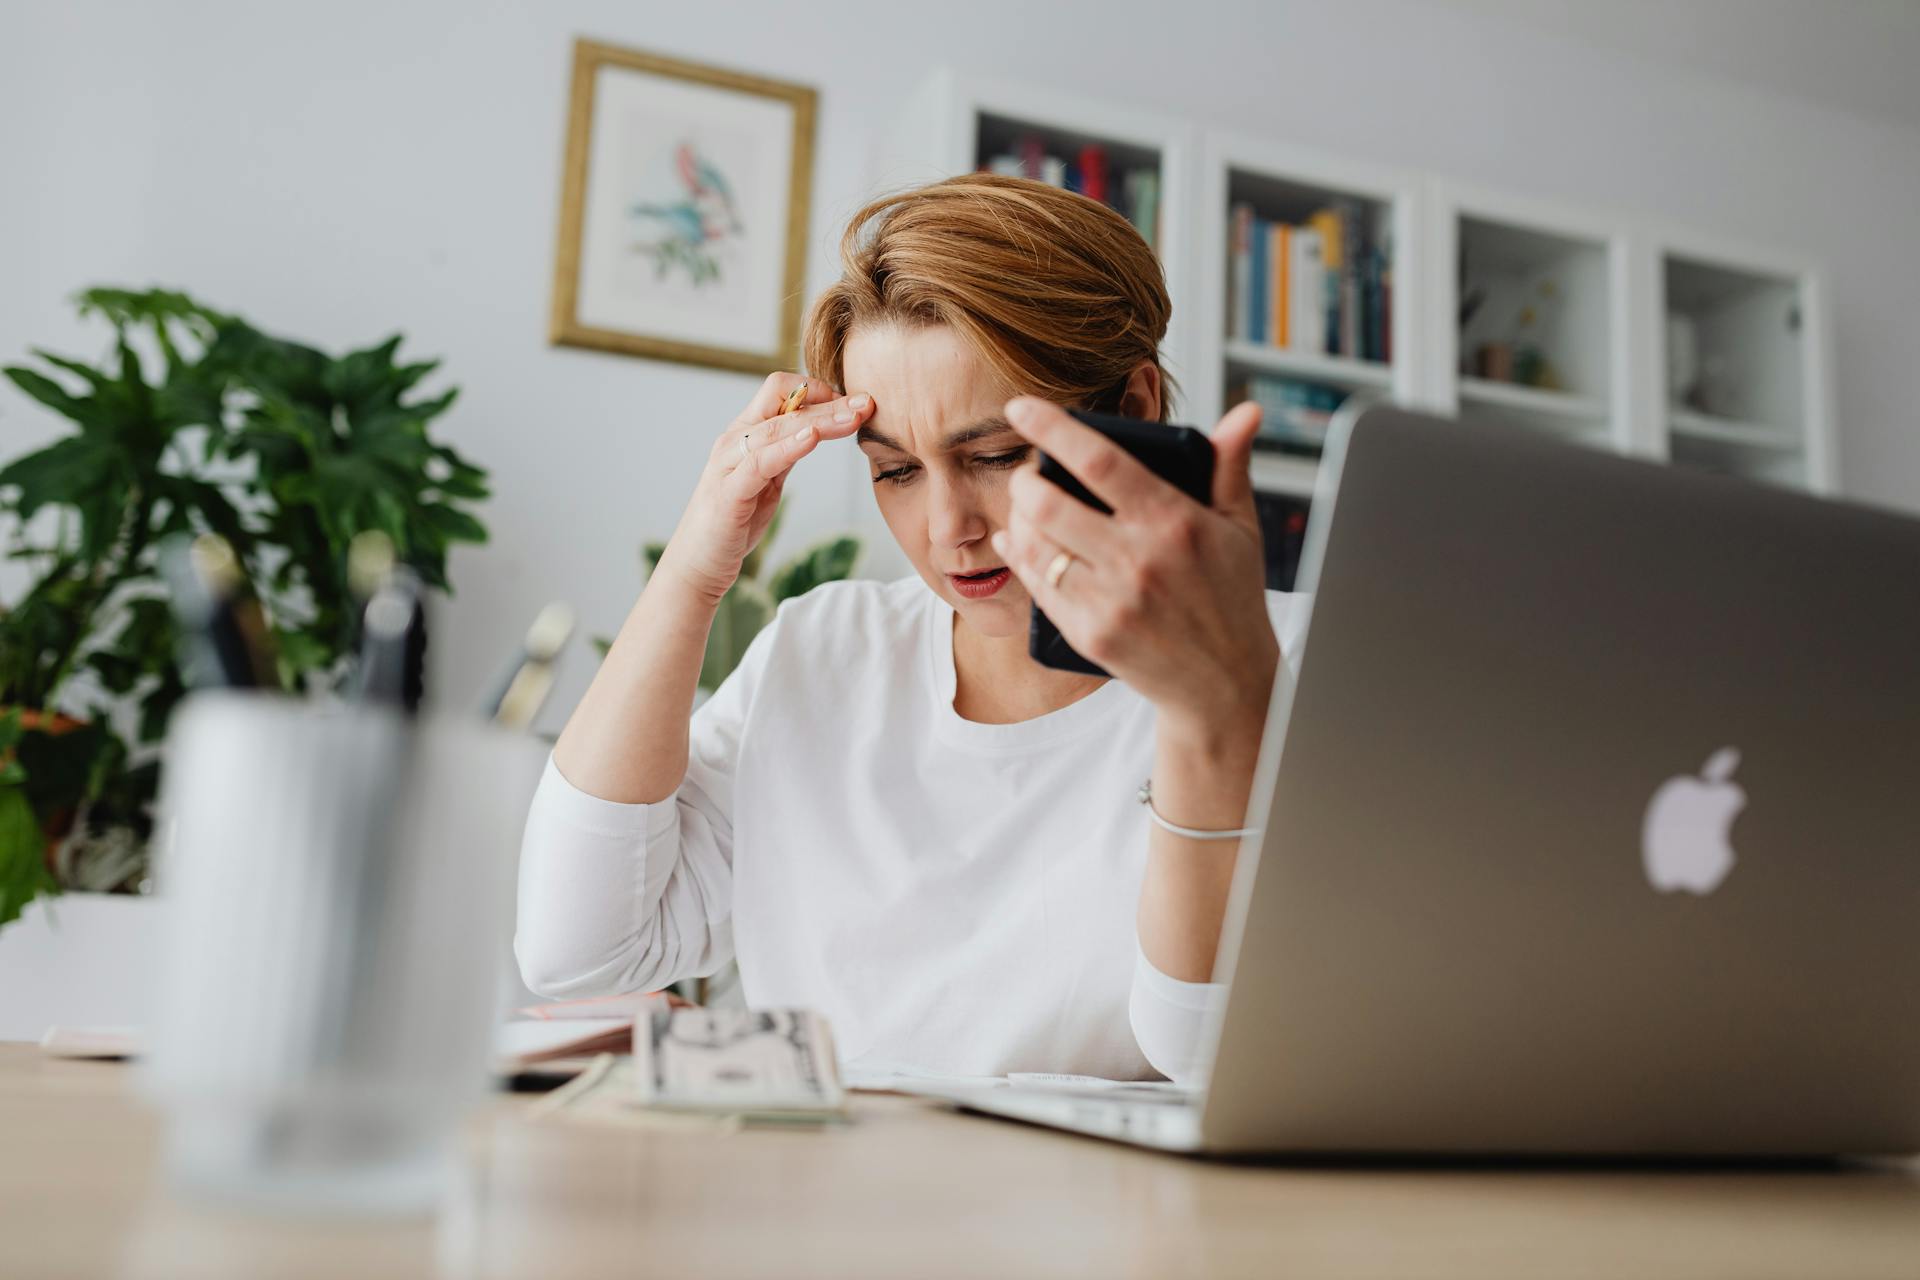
[709,391,872,477]
[756,392,872,448]
[1004,396,1173,514]
[740,371,838,425]
[1209,401,1262,513]
[990,523,1072,617]
[723,419,823,502]
[1008,467,1126,566]
[991,519,1120,672]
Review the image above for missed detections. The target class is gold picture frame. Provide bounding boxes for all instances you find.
[549,39,817,374]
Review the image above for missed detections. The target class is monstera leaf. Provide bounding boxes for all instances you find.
[767,537,860,604]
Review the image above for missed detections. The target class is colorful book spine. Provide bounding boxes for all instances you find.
[1339,203,1363,359]
[1270,222,1289,349]
[1289,228,1325,355]
[1079,145,1108,204]
[1308,209,1342,355]
[1229,204,1252,343]
[1249,216,1270,345]
[1129,171,1159,251]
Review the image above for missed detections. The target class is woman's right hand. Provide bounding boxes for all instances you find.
[654,373,873,605]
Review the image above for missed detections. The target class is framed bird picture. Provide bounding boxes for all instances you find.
[549,39,817,374]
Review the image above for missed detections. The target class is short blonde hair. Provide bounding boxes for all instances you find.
[803,174,1173,420]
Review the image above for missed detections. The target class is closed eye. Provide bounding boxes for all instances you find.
[872,446,1029,485]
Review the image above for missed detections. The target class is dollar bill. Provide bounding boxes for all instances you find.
[530,1055,739,1131]
[631,1006,846,1118]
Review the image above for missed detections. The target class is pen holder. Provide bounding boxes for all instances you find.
[140,692,548,1214]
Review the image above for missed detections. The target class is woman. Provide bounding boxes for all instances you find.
[516,175,1303,1083]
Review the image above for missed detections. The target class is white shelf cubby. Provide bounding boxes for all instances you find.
[1426,181,1633,456]
[873,71,1196,404]
[1649,233,1835,493]
[1193,133,1422,498]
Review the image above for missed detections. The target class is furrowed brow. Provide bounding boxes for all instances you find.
[855,424,905,451]
[856,417,1020,454]
[942,418,1018,449]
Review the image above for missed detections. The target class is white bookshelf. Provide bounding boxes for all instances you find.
[1648,233,1835,493]
[1458,376,1607,425]
[1220,340,1395,392]
[873,72,1839,503]
[873,71,1196,403]
[1193,134,1422,499]
[1425,181,1632,456]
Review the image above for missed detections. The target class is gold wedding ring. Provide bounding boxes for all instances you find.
[1045,551,1075,590]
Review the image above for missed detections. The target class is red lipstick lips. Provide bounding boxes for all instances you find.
[948,567,1011,600]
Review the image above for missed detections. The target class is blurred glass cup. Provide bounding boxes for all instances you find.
[141,693,547,1214]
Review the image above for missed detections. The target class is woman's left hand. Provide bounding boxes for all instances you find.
[992,397,1281,742]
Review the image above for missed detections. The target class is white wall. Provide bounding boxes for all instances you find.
[5,0,1917,732]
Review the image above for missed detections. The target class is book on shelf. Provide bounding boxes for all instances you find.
[1308,207,1341,356]
[1079,144,1108,203]
[1252,491,1313,593]
[981,135,1158,249]
[1249,214,1269,343]
[1289,227,1326,356]
[1227,199,1392,364]
[1230,205,1252,344]
[1269,221,1289,349]
[1123,169,1160,250]
[1231,374,1346,452]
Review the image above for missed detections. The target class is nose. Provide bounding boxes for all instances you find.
[925,472,988,554]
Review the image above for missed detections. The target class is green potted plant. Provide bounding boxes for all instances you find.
[0,287,491,952]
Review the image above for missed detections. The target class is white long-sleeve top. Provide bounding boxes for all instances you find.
[515,576,1304,1082]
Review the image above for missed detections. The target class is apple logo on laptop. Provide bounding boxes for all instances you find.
[1641,747,1746,894]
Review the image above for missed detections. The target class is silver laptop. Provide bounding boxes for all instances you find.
[934,402,1920,1157]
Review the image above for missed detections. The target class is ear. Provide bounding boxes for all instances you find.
[1116,361,1163,421]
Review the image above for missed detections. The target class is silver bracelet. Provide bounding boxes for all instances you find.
[1136,780,1262,842]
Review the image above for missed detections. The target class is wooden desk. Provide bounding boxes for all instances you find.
[6,1043,1920,1279]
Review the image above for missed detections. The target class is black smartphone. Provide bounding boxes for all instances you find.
[1027,409,1215,676]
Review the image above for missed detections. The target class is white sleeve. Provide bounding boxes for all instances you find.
[1128,943,1227,1085]
[1129,588,1300,1082]
[513,615,778,999]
